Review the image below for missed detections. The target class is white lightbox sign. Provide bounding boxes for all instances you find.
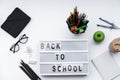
[39,40,89,75]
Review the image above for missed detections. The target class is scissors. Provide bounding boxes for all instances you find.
[97,17,120,29]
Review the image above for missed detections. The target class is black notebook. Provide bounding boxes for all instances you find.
[1,7,31,38]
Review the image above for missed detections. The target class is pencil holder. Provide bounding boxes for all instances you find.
[66,7,89,34]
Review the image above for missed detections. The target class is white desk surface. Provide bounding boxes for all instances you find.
[0,0,120,80]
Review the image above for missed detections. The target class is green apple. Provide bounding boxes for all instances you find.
[93,31,105,42]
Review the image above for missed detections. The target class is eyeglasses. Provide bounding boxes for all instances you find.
[10,34,28,53]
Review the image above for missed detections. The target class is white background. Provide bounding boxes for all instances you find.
[0,0,120,80]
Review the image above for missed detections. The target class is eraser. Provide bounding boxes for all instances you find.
[29,60,37,65]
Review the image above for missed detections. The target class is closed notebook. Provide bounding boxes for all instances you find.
[1,7,31,38]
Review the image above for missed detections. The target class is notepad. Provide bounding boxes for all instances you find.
[92,51,120,80]
[1,7,31,38]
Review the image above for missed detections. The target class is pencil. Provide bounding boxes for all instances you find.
[19,66,36,80]
[21,60,41,80]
